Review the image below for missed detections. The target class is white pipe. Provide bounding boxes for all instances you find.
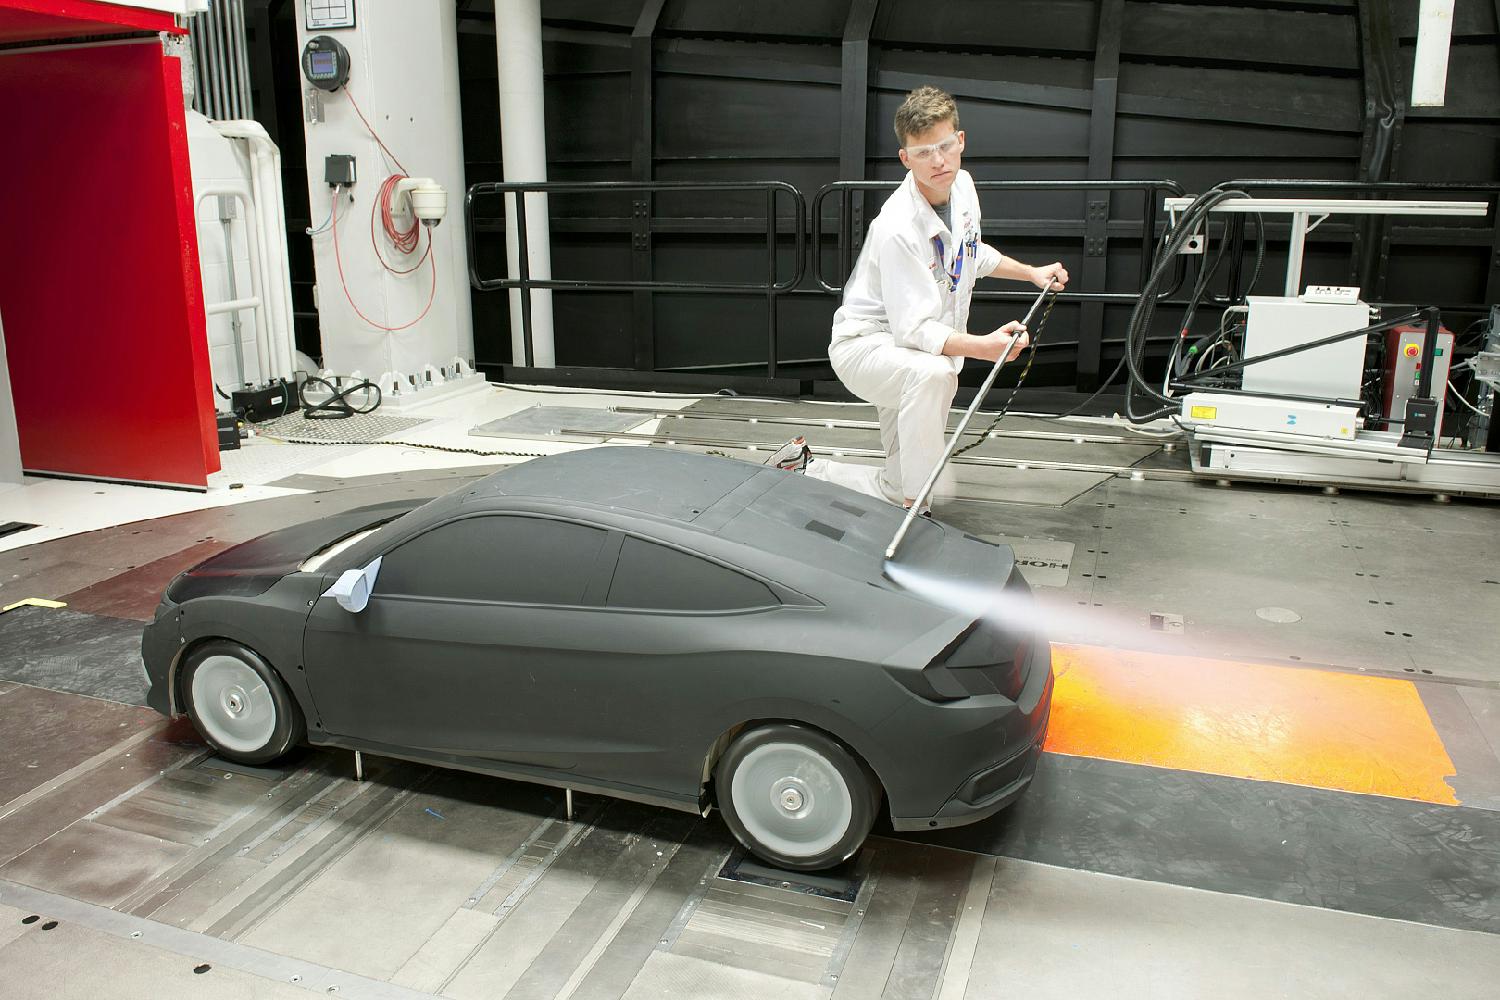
[1284,212,1308,297]
[212,121,297,383]
[249,130,292,381]
[1162,197,1486,216]
[495,0,556,368]
[195,185,271,382]
[205,295,263,316]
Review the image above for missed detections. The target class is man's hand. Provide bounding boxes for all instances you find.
[1030,262,1069,291]
[976,321,1029,363]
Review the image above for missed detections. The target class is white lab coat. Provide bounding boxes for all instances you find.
[809,169,1002,504]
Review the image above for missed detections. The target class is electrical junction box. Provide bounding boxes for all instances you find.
[231,380,294,423]
[325,154,356,187]
[1382,326,1453,439]
[1242,296,1371,402]
[1181,392,1360,441]
[216,412,241,451]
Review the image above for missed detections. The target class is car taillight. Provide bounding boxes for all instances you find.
[887,664,969,702]
[925,621,1029,700]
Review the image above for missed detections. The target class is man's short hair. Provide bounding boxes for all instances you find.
[893,86,959,146]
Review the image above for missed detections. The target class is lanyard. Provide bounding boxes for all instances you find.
[931,232,975,293]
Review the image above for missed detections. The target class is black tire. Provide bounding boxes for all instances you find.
[714,723,879,871]
[181,640,304,765]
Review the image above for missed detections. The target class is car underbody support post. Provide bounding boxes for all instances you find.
[565,787,573,820]
[354,750,363,782]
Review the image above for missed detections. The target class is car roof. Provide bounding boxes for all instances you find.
[464,446,760,523]
[460,447,946,585]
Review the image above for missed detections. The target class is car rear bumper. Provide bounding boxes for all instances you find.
[886,647,1054,832]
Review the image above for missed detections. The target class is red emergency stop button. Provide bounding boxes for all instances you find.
[1403,344,1420,358]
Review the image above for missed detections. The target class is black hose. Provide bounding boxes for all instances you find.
[1170,225,1235,380]
[1040,185,1261,425]
[1120,185,1249,422]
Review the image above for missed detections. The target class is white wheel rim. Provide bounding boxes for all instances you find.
[191,655,276,754]
[730,741,853,861]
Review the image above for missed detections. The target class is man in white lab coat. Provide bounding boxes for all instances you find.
[773,86,1068,510]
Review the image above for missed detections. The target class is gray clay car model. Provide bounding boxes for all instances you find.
[141,446,1053,870]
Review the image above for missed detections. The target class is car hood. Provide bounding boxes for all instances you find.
[163,499,422,603]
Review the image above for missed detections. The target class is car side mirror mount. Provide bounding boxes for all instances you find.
[322,556,382,613]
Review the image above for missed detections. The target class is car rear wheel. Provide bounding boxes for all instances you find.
[182,640,303,765]
[715,724,878,871]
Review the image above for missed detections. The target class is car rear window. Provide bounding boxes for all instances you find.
[607,537,777,612]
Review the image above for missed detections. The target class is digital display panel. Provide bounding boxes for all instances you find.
[309,51,337,76]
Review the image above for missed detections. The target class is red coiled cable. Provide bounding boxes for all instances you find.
[332,88,437,330]
[332,188,437,333]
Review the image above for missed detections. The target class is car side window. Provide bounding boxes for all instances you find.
[377,515,607,606]
[607,537,777,612]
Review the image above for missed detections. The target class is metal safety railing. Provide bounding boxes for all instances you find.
[464,174,1498,395]
[811,178,1190,303]
[466,180,806,377]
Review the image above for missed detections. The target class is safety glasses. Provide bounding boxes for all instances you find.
[904,131,963,164]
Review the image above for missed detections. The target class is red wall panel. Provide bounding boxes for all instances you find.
[0,40,219,487]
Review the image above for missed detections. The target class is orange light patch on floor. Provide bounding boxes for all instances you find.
[1044,643,1460,805]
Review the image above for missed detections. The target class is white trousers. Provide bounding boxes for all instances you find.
[807,331,960,504]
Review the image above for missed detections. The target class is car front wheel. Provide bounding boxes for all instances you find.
[182,640,304,765]
[715,724,878,871]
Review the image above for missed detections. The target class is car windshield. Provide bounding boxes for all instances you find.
[299,526,384,573]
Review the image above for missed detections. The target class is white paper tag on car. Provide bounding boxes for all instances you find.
[323,556,382,612]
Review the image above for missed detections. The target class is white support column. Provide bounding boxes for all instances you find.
[296,1,475,388]
[1284,212,1309,297]
[496,0,556,368]
[1411,0,1455,107]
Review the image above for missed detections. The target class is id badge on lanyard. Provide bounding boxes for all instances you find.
[932,229,978,294]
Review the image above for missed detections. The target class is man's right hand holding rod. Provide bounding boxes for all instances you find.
[943,260,1069,364]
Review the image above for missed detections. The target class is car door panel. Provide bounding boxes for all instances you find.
[302,514,610,769]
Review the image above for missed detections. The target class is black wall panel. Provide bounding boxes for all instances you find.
[440,1,1500,392]
[1113,117,1357,161]
[551,291,635,367]
[1117,63,1363,130]
[654,74,842,158]
[1397,122,1500,182]
[546,75,633,162]
[873,0,1100,53]
[1398,43,1500,119]
[1121,2,1360,70]
[535,1,644,32]
[1391,0,1498,36]
[660,0,846,40]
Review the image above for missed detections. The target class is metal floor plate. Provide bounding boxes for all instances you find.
[471,406,655,443]
[0,396,1497,998]
[658,444,1115,509]
[647,413,1164,469]
[257,410,431,444]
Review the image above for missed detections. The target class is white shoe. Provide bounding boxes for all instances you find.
[764,436,811,472]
